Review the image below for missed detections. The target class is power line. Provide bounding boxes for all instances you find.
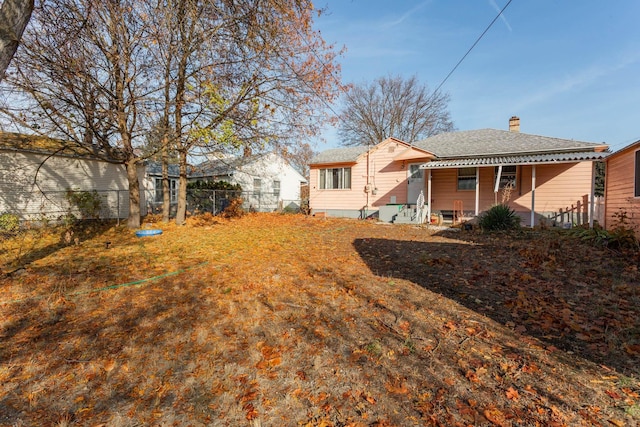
[433,0,514,94]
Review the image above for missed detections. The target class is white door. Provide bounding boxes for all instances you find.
[407,163,424,204]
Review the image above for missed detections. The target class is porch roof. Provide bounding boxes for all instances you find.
[420,151,609,169]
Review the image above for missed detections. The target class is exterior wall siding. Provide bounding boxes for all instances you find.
[309,139,419,216]
[429,162,595,225]
[0,150,132,220]
[605,144,640,235]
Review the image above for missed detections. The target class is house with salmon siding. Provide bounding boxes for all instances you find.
[309,117,608,226]
[604,139,640,236]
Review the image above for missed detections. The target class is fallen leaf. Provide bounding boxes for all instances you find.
[505,387,520,401]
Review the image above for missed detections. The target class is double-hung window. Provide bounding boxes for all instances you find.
[272,180,281,197]
[319,167,351,189]
[253,178,262,194]
[457,167,476,191]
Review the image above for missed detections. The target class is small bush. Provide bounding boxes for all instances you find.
[65,189,102,219]
[0,213,20,233]
[572,224,639,251]
[221,198,245,219]
[479,204,521,231]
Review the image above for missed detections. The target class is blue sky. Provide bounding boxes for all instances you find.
[312,0,640,152]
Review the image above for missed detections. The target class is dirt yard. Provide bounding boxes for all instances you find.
[1,213,639,426]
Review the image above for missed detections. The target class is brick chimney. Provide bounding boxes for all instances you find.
[509,116,520,132]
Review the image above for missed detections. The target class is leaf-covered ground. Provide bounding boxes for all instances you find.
[1,213,639,426]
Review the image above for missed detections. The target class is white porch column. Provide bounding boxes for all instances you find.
[530,165,537,227]
[427,169,432,222]
[589,161,596,229]
[475,167,480,216]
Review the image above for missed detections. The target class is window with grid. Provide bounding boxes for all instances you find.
[155,178,178,203]
[253,178,262,194]
[319,167,351,189]
[273,180,280,197]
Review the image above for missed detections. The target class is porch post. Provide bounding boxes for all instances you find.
[475,167,480,216]
[427,169,432,222]
[589,161,596,229]
[530,165,536,227]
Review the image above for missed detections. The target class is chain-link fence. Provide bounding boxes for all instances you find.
[3,189,131,223]
[2,188,305,225]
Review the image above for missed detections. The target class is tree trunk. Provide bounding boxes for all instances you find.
[0,0,34,81]
[161,151,170,222]
[126,159,141,228]
[175,149,188,224]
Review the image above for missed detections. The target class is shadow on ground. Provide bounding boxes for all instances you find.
[353,231,640,377]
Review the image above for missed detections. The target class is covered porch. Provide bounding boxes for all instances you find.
[419,151,608,228]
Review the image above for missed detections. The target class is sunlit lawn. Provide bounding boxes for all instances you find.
[1,213,639,426]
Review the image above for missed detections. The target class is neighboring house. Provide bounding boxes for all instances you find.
[0,131,143,220]
[309,117,608,226]
[141,161,181,214]
[192,151,307,212]
[603,139,640,235]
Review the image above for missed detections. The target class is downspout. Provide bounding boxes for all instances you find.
[365,146,370,218]
[427,169,432,223]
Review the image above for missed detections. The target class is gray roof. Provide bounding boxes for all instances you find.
[192,155,260,178]
[310,146,369,165]
[145,161,181,177]
[421,151,609,169]
[413,128,605,158]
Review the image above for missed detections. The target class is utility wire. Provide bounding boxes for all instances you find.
[433,0,514,94]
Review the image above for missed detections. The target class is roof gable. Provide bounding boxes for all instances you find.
[606,139,640,161]
[310,137,422,165]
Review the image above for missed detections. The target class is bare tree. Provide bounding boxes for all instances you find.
[147,0,344,225]
[283,142,315,180]
[338,75,454,146]
[2,0,152,228]
[0,0,33,81]
[2,0,343,226]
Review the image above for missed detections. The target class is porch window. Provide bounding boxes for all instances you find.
[319,167,351,189]
[635,151,640,197]
[457,167,476,191]
[155,178,177,203]
[495,165,517,189]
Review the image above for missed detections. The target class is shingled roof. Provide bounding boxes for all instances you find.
[0,131,122,163]
[311,129,607,165]
[309,146,369,165]
[413,128,606,158]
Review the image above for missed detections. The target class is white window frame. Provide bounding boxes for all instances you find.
[155,178,178,203]
[319,167,352,190]
[272,180,281,197]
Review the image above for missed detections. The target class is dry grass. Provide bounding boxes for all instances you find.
[1,213,639,426]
